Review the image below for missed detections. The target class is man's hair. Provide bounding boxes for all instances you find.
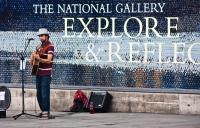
[44,34,50,39]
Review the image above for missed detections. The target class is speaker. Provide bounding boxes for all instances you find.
[88,91,112,112]
[0,86,11,118]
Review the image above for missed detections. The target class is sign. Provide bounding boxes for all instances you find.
[0,92,5,101]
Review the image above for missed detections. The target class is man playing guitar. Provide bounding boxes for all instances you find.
[30,28,54,119]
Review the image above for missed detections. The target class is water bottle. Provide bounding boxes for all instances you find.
[89,102,95,114]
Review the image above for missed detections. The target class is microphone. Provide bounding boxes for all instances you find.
[27,38,34,40]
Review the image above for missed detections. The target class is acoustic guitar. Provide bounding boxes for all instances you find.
[31,52,40,75]
[31,43,51,75]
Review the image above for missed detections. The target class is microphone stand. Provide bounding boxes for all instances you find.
[13,39,38,120]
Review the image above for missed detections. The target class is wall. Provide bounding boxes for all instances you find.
[8,88,200,115]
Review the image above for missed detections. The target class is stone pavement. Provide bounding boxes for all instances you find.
[0,111,199,128]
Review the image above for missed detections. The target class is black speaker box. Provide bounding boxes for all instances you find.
[0,110,6,118]
[88,91,112,112]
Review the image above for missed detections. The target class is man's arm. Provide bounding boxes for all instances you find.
[35,54,53,64]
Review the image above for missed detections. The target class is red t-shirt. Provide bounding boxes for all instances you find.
[36,41,54,76]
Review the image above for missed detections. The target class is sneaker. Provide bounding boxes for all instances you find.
[39,112,55,120]
[36,112,43,118]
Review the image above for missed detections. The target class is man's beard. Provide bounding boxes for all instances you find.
[40,39,47,43]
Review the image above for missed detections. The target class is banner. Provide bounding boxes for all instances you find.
[0,0,199,89]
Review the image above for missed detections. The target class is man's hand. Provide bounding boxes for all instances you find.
[29,52,36,65]
[34,54,40,61]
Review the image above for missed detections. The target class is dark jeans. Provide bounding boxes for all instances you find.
[36,75,51,112]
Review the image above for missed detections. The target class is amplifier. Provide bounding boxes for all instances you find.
[88,91,112,112]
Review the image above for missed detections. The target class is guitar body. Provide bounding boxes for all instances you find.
[31,54,40,76]
[31,43,51,75]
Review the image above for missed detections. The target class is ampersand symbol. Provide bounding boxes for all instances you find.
[85,43,99,62]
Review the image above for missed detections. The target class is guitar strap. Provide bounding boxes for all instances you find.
[37,42,51,57]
